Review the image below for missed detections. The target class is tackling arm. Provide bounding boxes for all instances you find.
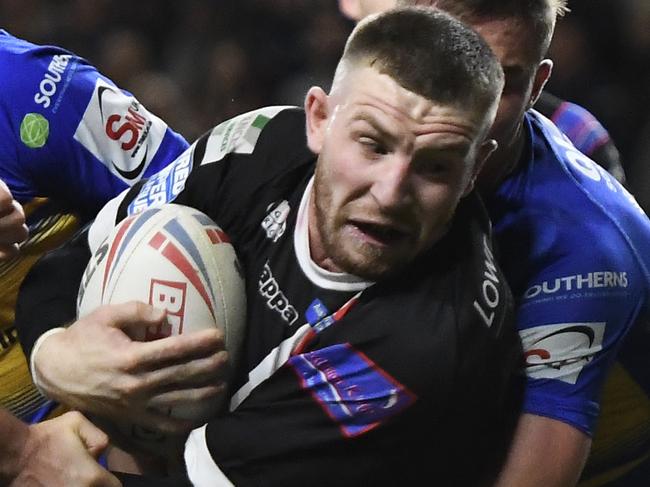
[495,413,591,487]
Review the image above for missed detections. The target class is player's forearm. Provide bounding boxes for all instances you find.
[0,408,29,484]
[494,413,591,487]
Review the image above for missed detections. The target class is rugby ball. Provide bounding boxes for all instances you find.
[77,203,246,450]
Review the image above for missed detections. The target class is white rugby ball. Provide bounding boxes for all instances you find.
[77,203,246,450]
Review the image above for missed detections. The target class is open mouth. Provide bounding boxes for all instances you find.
[352,221,410,246]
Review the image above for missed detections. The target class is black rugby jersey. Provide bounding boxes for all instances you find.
[18,107,523,486]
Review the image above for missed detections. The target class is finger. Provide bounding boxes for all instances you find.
[134,328,225,369]
[128,407,195,435]
[93,301,167,330]
[75,413,111,458]
[140,350,229,390]
[146,383,226,410]
[78,461,123,487]
[0,179,13,213]
[0,243,19,261]
[58,412,122,487]
[0,203,28,243]
[93,469,123,487]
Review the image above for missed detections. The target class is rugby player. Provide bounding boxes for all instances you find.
[18,8,523,485]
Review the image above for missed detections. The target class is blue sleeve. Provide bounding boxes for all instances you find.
[492,113,650,437]
[0,30,188,215]
[517,246,644,436]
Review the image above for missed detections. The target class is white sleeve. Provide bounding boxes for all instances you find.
[184,425,235,487]
[87,187,130,254]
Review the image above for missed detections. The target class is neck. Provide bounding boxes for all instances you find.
[307,188,341,273]
[478,121,527,194]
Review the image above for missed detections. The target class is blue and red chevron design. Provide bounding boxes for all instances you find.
[102,208,161,299]
[147,217,217,320]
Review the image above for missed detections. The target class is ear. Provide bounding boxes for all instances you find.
[338,0,362,21]
[304,86,330,155]
[528,59,553,108]
[463,139,498,196]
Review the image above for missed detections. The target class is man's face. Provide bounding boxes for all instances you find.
[305,66,493,279]
[470,17,545,187]
[338,1,549,190]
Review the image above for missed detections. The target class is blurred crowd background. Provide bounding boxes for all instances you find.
[1,0,649,209]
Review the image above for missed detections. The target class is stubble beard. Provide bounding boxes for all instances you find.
[312,170,412,281]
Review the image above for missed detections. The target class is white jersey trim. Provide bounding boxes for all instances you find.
[87,187,130,254]
[230,323,312,410]
[185,425,234,487]
[294,177,373,292]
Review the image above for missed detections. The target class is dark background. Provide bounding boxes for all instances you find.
[2,0,649,208]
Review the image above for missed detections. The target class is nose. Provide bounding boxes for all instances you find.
[370,155,413,210]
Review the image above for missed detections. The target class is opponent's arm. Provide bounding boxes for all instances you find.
[494,413,591,487]
[0,408,121,487]
[0,32,188,215]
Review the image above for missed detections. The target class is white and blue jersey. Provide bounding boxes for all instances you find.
[0,30,188,423]
[487,110,650,484]
[0,29,188,213]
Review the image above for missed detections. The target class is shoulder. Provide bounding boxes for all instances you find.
[494,114,650,296]
[524,110,641,234]
[533,92,624,182]
[177,105,308,186]
[534,92,610,156]
[191,106,306,167]
[126,106,311,216]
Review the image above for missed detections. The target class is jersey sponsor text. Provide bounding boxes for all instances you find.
[473,234,501,327]
[258,261,299,326]
[34,54,71,109]
[524,271,628,299]
[128,148,193,214]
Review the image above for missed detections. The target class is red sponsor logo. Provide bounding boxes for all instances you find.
[105,103,147,151]
[147,279,187,339]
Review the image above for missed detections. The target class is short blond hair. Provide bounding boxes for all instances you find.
[397,0,569,58]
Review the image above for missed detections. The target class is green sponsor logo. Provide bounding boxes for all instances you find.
[20,113,49,148]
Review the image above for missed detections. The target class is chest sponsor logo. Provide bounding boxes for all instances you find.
[473,234,502,328]
[128,148,193,214]
[289,343,417,437]
[74,78,167,183]
[34,54,72,110]
[521,322,606,384]
[261,200,290,242]
[258,261,299,326]
[524,271,628,300]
